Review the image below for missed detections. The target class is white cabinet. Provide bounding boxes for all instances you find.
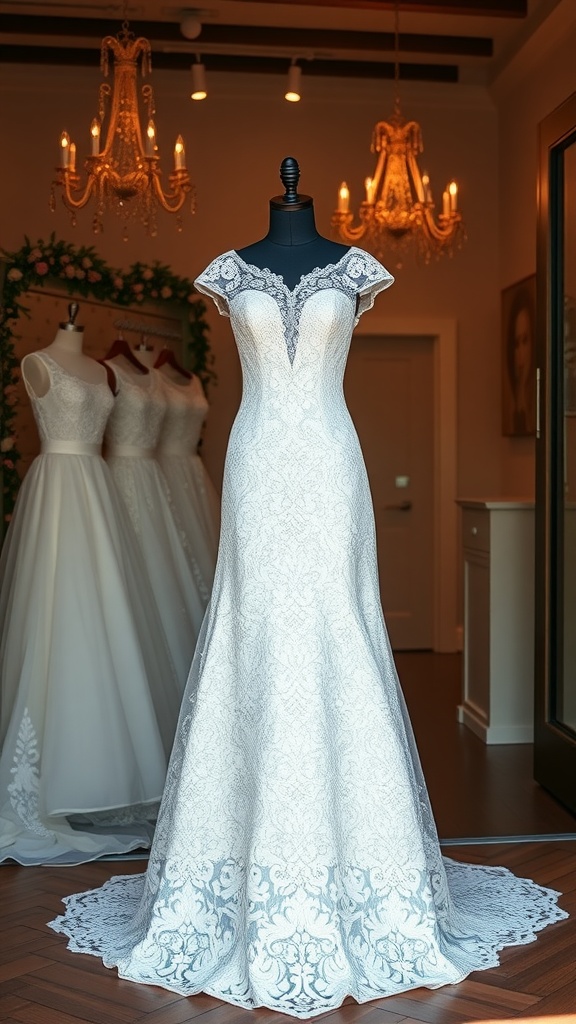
[457,500,535,744]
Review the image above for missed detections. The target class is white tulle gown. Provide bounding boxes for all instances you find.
[104,361,210,687]
[0,353,180,866]
[49,249,567,1015]
[156,369,220,588]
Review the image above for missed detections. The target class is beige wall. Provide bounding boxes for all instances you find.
[2,17,576,501]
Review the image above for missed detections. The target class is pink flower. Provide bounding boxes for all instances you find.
[81,256,93,269]
[87,270,102,283]
[60,254,71,264]
[1,437,15,452]
[75,269,86,279]
[7,268,22,282]
[160,285,172,299]
[151,289,158,298]
[142,267,154,280]
[35,262,49,276]
[2,459,14,470]
[132,283,144,293]
[64,264,76,278]
[28,247,42,261]
[4,384,17,396]
[136,293,144,301]
[113,276,124,289]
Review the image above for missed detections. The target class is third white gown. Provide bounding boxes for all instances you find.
[50,248,567,1015]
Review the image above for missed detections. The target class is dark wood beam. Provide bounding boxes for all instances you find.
[0,15,492,57]
[223,0,527,15]
[0,45,459,82]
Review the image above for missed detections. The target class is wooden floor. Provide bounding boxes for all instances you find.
[1,653,576,1023]
[396,652,576,840]
[0,841,575,1024]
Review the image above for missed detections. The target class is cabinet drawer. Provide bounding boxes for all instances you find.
[462,508,490,552]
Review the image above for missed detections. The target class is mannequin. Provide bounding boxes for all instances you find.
[22,303,107,396]
[236,156,349,290]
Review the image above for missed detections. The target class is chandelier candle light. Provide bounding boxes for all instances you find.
[51,20,194,239]
[332,9,464,265]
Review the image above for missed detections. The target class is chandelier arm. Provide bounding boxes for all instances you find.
[407,151,426,205]
[422,206,461,242]
[56,171,97,211]
[370,150,387,203]
[151,172,191,214]
[331,213,370,245]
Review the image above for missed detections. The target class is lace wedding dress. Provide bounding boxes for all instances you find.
[49,248,567,1014]
[0,353,179,866]
[156,370,220,590]
[104,362,210,686]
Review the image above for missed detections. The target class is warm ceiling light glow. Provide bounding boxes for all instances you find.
[285,62,301,102]
[191,61,207,100]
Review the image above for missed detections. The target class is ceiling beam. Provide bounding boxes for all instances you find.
[0,45,459,82]
[222,0,527,15]
[0,15,493,57]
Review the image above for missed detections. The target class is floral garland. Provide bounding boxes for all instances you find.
[0,234,212,532]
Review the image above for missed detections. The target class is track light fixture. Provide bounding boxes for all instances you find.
[285,61,301,103]
[191,58,207,101]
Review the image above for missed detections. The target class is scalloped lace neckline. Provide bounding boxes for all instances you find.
[229,247,353,295]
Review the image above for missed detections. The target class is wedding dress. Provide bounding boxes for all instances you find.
[156,370,220,589]
[49,248,567,1015]
[0,353,179,866]
[104,362,210,686]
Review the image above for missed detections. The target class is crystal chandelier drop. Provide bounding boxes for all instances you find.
[332,7,465,266]
[50,20,194,239]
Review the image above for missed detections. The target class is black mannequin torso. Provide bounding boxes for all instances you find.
[236,158,349,291]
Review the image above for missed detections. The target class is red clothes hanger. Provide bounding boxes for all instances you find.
[154,347,193,380]
[102,335,150,374]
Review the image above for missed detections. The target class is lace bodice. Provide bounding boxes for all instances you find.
[22,353,114,446]
[194,247,393,365]
[157,373,209,455]
[104,364,166,449]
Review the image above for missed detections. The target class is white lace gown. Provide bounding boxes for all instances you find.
[104,363,210,687]
[156,370,220,590]
[0,354,179,866]
[49,249,567,1015]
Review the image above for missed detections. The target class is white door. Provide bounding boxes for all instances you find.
[344,334,435,649]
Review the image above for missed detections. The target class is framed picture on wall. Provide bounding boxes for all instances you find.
[501,273,537,437]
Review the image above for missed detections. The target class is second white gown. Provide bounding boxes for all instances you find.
[104,361,210,687]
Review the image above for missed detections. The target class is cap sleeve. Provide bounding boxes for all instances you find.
[344,249,394,320]
[194,252,243,318]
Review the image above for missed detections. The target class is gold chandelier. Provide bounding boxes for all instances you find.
[50,20,194,239]
[332,8,465,265]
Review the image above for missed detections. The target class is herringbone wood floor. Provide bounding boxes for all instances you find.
[1,841,575,1024]
[2,654,576,1023]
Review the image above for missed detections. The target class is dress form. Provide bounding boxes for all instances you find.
[236,157,349,290]
[22,304,106,396]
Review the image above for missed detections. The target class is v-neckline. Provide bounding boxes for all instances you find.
[230,248,353,296]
